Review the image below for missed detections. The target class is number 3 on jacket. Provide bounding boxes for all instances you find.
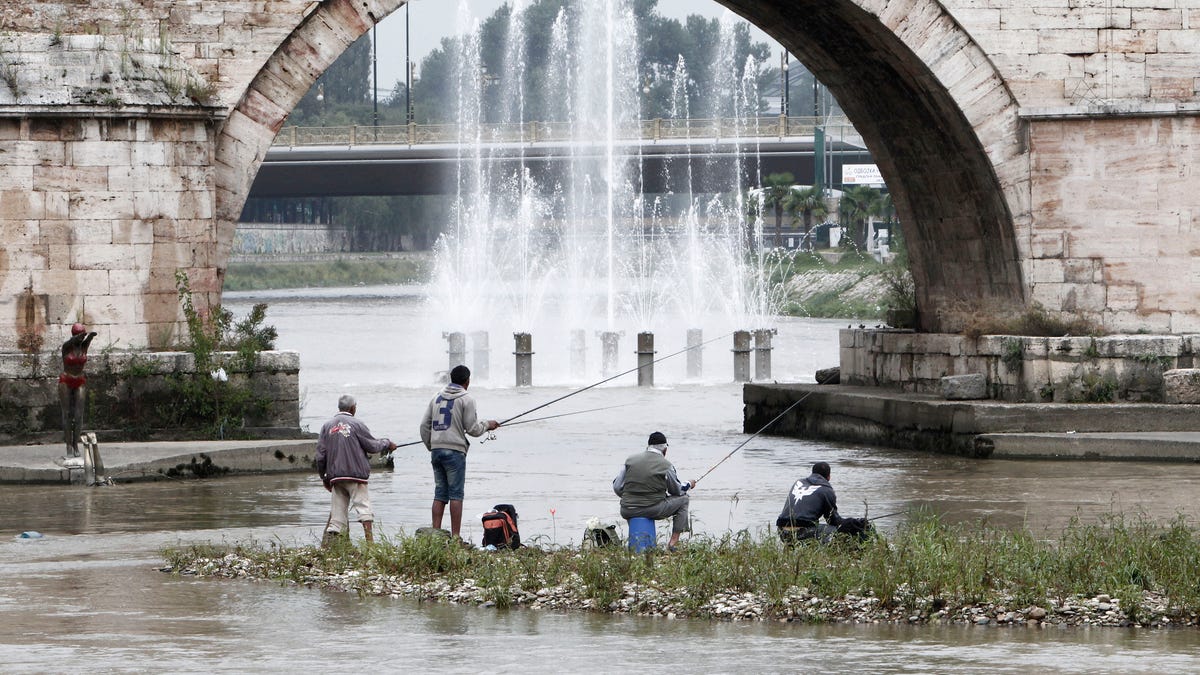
[434,396,454,431]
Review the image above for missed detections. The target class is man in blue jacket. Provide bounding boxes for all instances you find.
[316,394,396,546]
[775,461,868,544]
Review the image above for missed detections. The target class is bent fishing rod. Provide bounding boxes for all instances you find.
[694,392,814,485]
[496,330,735,427]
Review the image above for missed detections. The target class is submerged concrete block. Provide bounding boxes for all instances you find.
[941,373,988,400]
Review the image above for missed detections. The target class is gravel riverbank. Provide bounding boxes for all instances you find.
[164,548,1199,630]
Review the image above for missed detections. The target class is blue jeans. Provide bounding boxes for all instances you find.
[431,448,466,502]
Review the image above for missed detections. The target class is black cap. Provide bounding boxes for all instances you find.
[647,431,668,445]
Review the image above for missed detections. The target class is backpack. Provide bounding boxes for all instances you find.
[481,504,521,550]
[582,521,621,549]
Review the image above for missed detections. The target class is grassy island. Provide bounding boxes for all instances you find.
[163,514,1200,628]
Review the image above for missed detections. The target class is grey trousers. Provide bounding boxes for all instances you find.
[621,494,690,533]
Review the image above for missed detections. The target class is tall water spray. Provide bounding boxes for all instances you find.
[427,0,780,383]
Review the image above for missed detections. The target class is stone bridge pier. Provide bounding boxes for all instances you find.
[1,0,1200,351]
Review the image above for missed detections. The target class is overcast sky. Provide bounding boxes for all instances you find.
[371,0,780,95]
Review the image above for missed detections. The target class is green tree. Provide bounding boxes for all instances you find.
[784,185,828,251]
[291,33,373,126]
[839,185,885,250]
[759,172,795,248]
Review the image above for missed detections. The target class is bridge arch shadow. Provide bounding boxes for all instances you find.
[218,0,1027,332]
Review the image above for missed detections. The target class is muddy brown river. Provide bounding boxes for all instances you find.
[2,286,1198,672]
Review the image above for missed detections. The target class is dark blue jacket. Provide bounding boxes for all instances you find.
[776,473,844,528]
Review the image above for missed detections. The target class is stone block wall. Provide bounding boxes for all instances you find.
[840,328,1197,402]
[0,349,301,445]
[0,116,221,351]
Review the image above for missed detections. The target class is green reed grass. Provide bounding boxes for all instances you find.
[163,513,1200,621]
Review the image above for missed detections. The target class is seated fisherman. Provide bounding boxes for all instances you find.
[775,461,869,544]
[613,431,696,550]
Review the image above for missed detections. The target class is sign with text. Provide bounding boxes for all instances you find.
[842,164,885,186]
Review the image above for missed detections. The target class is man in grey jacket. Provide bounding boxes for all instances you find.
[316,394,396,546]
[613,431,696,550]
[420,365,498,539]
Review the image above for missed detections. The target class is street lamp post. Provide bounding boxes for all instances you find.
[316,82,325,126]
[780,51,789,117]
[372,22,379,140]
[405,2,412,125]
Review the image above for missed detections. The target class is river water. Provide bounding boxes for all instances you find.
[3,285,1199,673]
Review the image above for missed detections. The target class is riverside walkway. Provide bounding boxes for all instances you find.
[0,439,319,484]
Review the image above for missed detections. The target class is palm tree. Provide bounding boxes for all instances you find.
[783,185,828,251]
[839,185,884,250]
[759,172,795,249]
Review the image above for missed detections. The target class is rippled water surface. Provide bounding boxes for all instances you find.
[2,286,1199,673]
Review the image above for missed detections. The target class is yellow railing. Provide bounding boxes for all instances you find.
[272,116,859,147]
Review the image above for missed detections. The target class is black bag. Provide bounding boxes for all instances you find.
[836,517,873,540]
[481,503,521,550]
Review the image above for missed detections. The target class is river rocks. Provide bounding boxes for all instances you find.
[163,554,1200,631]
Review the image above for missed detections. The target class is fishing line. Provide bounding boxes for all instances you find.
[497,330,735,426]
[694,390,815,485]
[386,403,636,455]
[388,331,731,457]
[478,403,632,443]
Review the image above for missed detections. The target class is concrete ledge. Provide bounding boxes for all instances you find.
[0,439,330,484]
[743,383,1200,458]
[977,432,1200,462]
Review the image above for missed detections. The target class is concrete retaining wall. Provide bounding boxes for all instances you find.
[744,383,1200,457]
[840,329,1199,402]
[0,349,301,444]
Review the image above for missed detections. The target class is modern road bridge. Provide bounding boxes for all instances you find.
[251,118,873,198]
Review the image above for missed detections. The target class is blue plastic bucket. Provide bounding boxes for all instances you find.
[627,517,656,552]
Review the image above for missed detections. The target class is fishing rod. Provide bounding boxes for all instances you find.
[497,330,735,427]
[694,393,813,485]
[477,403,631,443]
[386,403,633,455]
[867,510,906,522]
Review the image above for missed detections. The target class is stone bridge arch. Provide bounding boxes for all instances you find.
[720,0,1027,332]
[2,0,1199,350]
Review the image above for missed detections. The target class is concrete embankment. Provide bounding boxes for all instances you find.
[0,439,323,484]
[743,383,1200,460]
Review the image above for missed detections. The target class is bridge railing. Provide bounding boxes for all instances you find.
[273,116,860,148]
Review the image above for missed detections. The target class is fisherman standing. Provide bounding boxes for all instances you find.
[420,365,499,540]
[775,461,868,543]
[316,394,396,546]
[613,431,696,550]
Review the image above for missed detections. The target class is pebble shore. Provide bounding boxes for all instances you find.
[166,552,1199,629]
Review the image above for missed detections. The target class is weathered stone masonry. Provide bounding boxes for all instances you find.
[1,0,1199,357]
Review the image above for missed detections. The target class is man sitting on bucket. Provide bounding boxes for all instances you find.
[775,461,870,544]
[612,431,696,550]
